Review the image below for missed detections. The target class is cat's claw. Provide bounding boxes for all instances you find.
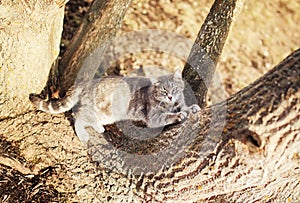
[177,111,188,122]
[74,118,91,143]
[190,104,201,113]
[91,122,105,133]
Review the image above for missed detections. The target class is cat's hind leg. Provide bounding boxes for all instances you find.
[74,116,105,143]
[90,121,105,134]
[74,118,91,143]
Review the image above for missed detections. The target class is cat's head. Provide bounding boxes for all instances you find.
[152,70,185,105]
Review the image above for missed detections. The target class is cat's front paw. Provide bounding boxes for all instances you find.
[176,111,188,122]
[189,104,201,113]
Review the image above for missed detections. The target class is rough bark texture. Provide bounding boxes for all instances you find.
[56,0,131,95]
[0,0,65,119]
[182,0,243,107]
[0,0,299,202]
[87,49,300,202]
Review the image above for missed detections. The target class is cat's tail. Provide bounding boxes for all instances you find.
[29,86,83,114]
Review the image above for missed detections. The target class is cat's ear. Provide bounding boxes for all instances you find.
[174,68,182,80]
[150,78,159,86]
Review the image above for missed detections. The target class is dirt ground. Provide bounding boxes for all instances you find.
[1,0,299,202]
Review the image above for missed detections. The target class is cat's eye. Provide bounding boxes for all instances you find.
[161,87,168,96]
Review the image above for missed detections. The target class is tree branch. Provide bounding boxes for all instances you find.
[55,0,131,95]
[182,0,244,107]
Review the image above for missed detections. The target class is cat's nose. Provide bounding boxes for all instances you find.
[168,95,172,100]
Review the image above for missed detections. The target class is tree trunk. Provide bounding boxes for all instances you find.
[0,0,299,203]
[0,0,65,119]
[182,0,244,107]
[87,48,300,202]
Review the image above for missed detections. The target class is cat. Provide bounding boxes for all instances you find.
[29,71,201,143]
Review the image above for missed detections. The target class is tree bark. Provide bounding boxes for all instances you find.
[35,0,132,99]
[56,0,131,95]
[87,48,300,202]
[0,0,299,202]
[0,0,65,119]
[182,0,244,107]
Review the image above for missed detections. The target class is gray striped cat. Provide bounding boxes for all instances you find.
[30,71,200,143]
